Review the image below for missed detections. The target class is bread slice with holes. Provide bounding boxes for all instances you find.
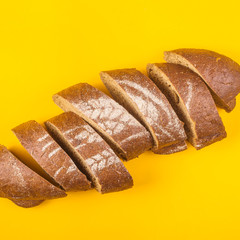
[0,145,66,208]
[12,121,91,192]
[45,111,133,194]
[147,63,227,149]
[164,49,240,112]
[52,83,153,160]
[100,69,187,154]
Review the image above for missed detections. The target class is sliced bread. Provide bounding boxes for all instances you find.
[100,68,187,154]
[52,83,153,160]
[12,121,91,192]
[0,145,66,207]
[164,49,240,112]
[45,112,133,193]
[147,63,227,149]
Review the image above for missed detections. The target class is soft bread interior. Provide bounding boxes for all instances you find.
[100,72,157,150]
[164,51,233,111]
[147,64,197,146]
[52,94,127,160]
[45,121,102,193]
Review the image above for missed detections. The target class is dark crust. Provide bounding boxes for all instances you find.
[45,112,133,194]
[165,49,240,111]
[0,145,66,200]
[11,200,44,208]
[95,163,133,193]
[53,83,153,160]
[12,121,91,192]
[148,63,227,149]
[100,68,187,154]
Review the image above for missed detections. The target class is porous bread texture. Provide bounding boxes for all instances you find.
[12,121,91,192]
[164,49,240,112]
[53,83,153,160]
[100,69,187,154]
[147,63,227,149]
[45,112,133,194]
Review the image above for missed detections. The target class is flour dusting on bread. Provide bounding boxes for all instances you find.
[45,112,133,193]
[100,69,187,154]
[185,80,193,111]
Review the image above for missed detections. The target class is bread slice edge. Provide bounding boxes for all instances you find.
[164,51,235,112]
[52,94,128,160]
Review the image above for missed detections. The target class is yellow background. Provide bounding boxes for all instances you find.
[0,0,240,239]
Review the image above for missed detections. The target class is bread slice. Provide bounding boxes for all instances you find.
[100,69,187,154]
[164,49,240,112]
[12,121,91,192]
[52,83,153,160]
[45,112,133,194]
[147,63,227,149]
[0,188,44,208]
[0,145,66,207]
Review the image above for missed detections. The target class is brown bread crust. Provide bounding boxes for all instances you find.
[100,69,187,154]
[0,182,45,208]
[53,83,153,160]
[45,112,133,194]
[12,121,91,192]
[147,63,227,149]
[11,200,44,208]
[164,49,240,112]
[0,145,66,201]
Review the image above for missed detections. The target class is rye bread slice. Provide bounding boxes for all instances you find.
[52,83,153,160]
[0,189,44,208]
[0,145,66,206]
[100,69,187,154]
[12,121,91,192]
[45,112,133,194]
[147,63,227,149]
[164,49,240,112]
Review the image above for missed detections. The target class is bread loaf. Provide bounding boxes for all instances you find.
[147,63,227,149]
[45,112,133,193]
[52,83,153,160]
[100,68,187,154]
[164,49,240,112]
[0,145,66,207]
[12,121,91,192]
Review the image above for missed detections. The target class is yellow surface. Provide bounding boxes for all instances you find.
[0,0,240,239]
